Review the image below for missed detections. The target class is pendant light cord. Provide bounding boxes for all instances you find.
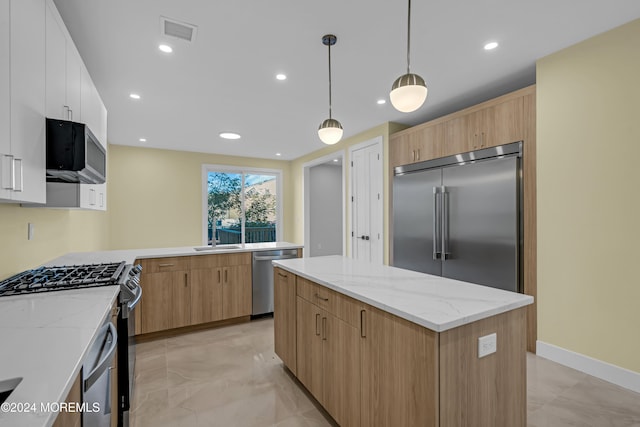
[406,0,412,74]
[328,41,333,119]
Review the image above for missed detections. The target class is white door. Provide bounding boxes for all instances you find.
[351,139,383,264]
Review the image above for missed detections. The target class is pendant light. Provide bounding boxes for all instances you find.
[390,0,427,113]
[318,34,343,145]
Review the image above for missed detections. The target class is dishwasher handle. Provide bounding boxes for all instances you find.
[84,322,118,391]
[253,254,298,261]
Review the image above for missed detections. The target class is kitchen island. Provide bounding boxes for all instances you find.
[273,255,534,427]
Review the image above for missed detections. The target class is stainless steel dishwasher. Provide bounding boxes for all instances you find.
[252,249,299,316]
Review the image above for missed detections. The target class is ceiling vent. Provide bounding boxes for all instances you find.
[160,16,198,43]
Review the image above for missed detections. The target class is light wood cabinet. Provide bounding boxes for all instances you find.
[190,267,223,325]
[296,297,323,401]
[360,304,438,427]
[273,267,296,374]
[222,264,251,318]
[390,122,444,168]
[52,371,81,427]
[137,253,251,335]
[295,279,361,427]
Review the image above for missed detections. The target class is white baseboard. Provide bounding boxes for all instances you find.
[536,341,640,394]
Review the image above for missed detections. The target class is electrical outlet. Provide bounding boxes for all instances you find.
[478,333,497,358]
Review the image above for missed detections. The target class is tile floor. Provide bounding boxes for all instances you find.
[130,318,640,427]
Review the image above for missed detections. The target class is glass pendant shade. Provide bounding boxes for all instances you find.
[390,73,428,113]
[318,118,343,145]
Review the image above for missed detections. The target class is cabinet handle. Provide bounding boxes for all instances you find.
[412,150,416,161]
[184,273,188,287]
[481,131,485,147]
[314,293,329,302]
[360,310,366,338]
[278,272,288,278]
[218,269,221,283]
[63,105,70,120]
[315,313,321,336]
[1,154,13,190]
[225,269,228,283]
[322,317,327,341]
[13,158,23,192]
[417,149,420,161]
[158,263,174,267]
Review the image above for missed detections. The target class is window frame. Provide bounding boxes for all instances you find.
[201,164,283,245]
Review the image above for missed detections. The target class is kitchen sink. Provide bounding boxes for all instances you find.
[193,245,241,252]
[0,377,22,404]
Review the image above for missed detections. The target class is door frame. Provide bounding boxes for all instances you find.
[348,136,384,262]
[302,151,347,257]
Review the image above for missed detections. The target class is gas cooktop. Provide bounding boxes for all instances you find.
[0,262,126,297]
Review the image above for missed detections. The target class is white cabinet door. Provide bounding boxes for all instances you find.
[65,43,81,121]
[45,1,81,122]
[9,0,46,204]
[45,2,66,120]
[0,0,11,200]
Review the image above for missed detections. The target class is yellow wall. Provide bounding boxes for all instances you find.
[537,18,640,373]
[107,145,293,249]
[290,122,406,264]
[0,204,108,279]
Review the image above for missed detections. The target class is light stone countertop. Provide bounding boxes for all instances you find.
[0,286,119,427]
[45,242,303,266]
[273,255,534,333]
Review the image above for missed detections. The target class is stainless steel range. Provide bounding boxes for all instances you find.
[0,261,142,427]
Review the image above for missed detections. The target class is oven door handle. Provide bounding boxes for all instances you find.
[127,285,143,311]
[84,322,118,391]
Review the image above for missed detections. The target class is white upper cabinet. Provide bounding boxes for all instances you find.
[45,1,81,122]
[0,0,46,204]
[0,0,11,201]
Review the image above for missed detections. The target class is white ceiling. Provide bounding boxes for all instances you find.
[53,0,640,160]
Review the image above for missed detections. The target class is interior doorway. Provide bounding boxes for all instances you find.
[303,152,346,257]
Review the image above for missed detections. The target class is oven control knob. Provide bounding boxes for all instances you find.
[130,264,142,275]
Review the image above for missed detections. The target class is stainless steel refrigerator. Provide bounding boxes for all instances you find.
[392,142,523,293]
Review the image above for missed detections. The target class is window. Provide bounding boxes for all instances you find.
[202,166,282,245]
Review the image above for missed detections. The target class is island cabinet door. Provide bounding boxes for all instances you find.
[360,305,439,427]
[273,268,297,374]
[322,313,361,427]
[296,296,323,402]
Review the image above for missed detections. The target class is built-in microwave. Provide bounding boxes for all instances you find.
[46,118,106,184]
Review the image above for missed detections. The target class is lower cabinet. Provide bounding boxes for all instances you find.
[137,253,251,335]
[273,267,297,374]
[360,305,438,427]
[52,372,81,427]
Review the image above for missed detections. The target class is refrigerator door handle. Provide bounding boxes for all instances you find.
[442,186,450,260]
[433,187,441,260]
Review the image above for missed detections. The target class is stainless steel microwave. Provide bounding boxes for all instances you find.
[46,118,106,184]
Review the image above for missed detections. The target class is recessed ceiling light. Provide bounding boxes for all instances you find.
[139,138,147,142]
[484,42,499,50]
[377,99,386,105]
[219,132,241,140]
[276,74,287,81]
[333,158,339,162]
[158,44,173,53]
[129,93,141,99]
[275,153,282,156]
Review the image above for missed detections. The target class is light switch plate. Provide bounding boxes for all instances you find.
[478,333,497,358]
[28,223,34,241]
